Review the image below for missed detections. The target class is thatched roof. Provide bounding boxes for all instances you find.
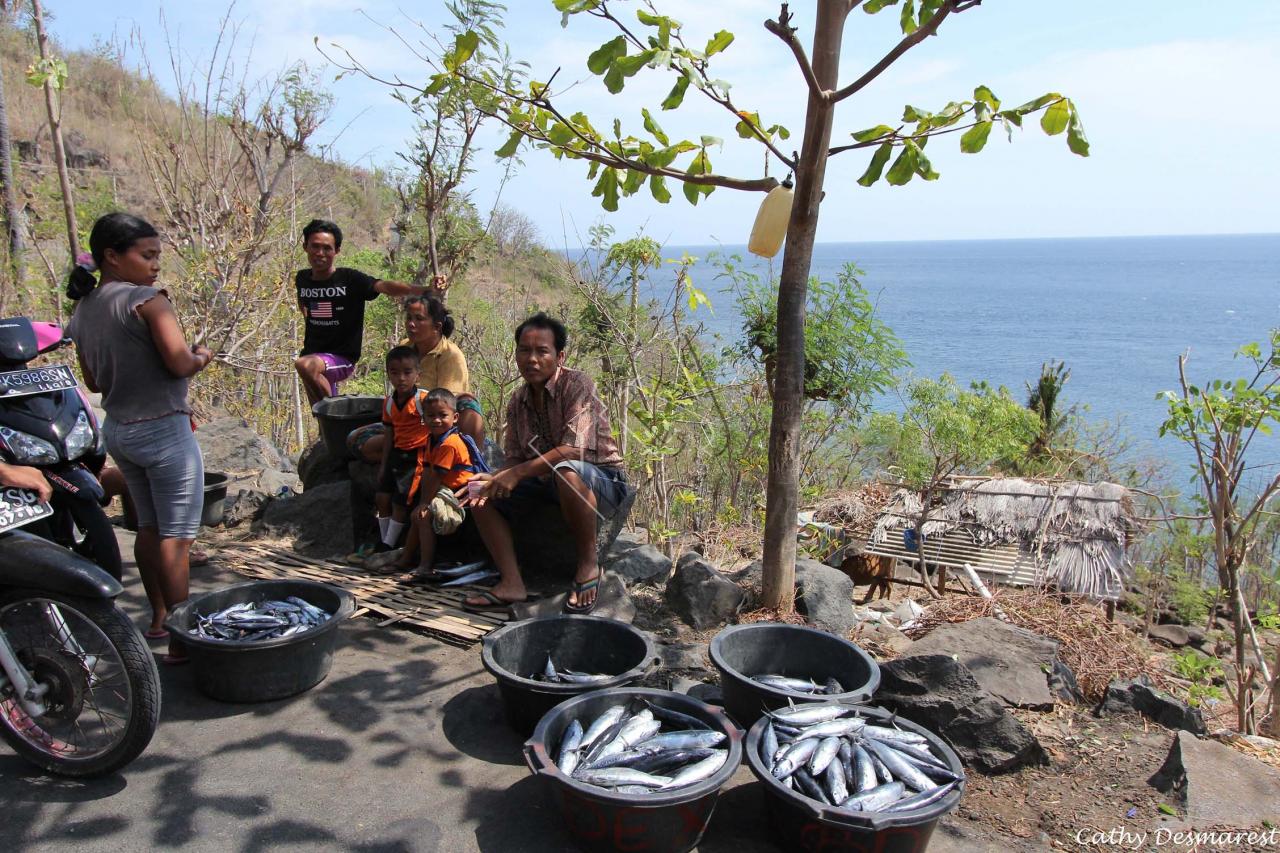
[869,477,1142,600]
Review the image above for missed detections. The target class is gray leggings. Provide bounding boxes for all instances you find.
[104,412,204,539]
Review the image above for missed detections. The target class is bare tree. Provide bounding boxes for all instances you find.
[28,0,77,260]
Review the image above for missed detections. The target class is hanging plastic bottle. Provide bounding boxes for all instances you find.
[747,175,794,259]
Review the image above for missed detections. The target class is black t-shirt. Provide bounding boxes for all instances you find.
[295,267,379,362]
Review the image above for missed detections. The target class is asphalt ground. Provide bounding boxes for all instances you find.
[1,531,1022,852]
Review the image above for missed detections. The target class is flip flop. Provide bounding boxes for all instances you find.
[461,590,524,614]
[563,569,603,615]
[143,628,169,641]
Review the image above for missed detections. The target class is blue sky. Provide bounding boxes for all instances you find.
[46,1,1280,247]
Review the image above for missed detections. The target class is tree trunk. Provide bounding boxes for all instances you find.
[0,56,25,292]
[31,0,79,260]
[760,0,847,610]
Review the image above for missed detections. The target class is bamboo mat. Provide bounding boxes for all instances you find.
[211,542,508,646]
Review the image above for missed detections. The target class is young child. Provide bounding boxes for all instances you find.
[400,387,489,579]
[374,346,431,552]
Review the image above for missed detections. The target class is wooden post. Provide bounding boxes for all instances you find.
[761,0,849,610]
[30,0,79,260]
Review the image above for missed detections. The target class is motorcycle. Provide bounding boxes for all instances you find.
[0,483,160,776]
[0,317,121,580]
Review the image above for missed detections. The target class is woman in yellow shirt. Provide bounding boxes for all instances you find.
[348,296,486,463]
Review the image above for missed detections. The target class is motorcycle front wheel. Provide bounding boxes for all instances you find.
[0,591,160,777]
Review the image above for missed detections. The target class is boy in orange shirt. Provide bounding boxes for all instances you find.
[401,387,489,580]
[375,346,431,551]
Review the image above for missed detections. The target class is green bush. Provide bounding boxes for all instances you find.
[1168,575,1212,625]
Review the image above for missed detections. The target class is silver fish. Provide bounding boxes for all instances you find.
[863,725,928,745]
[807,736,842,776]
[642,701,708,731]
[661,750,728,789]
[792,768,831,804]
[439,568,500,587]
[634,730,725,752]
[771,737,819,779]
[825,755,849,804]
[883,781,958,813]
[851,743,878,793]
[793,717,865,741]
[580,705,627,752]
[823,677,846,695]
[596,712,660,761]
[558,671,612,684]
[754,674,820,692]
[433,560,489,577]
[761,722,779,767]
[864,739,935,793]
[840,780,905,812]
[558,719,584,776]
[768,704,852,726]
[630,748,717,775]
[878,739,947,768]
[578,768,672,788]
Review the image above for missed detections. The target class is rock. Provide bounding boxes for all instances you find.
[260,468,302,496]
[666,554,745,630]
[656,640,709,673]
[1096,676,1206,734]
[255,481,353,558]
[669,677,703,695]
[1148,731,1280,827]
[197,416,297,499]
[1048,659,1085,705]
[298,440,350,490]
[875,654,1049,774]
[794,558,856,634]
[907,617,1060,710]
[502,489,636,578]
[607,543,671,586]
[1148,623,1191,648]
[347,461,381,550]
[509,574,635,623]
[222,489,267,528]
[1183,625,1207,649]
[857,621,914,656]
[866,600,898,614]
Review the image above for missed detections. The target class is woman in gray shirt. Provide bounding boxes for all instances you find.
[67,213,212,664]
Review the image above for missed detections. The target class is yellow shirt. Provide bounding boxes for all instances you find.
[404,336,470,397]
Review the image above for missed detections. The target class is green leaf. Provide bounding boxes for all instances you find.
[592,168,620,211]
[546,122,576,146]
[915,146,939,180]
[919,0,945,25]
[1040,99,1070,135]
[642,108,669,145]
[603,65,625,94]
[587,36,627,75]
[494,130,522,159]
[862,0,899,13]
[902,105,930,123]
[960,121,992,153]
[852,124,895,143]
[699,135,723,149]
[622,168,646,194]
[705,30,734,57]
[974,85,1000,111]
[900,0,918,35]
[1158,804,1178,817]
[857,142,893,187]
[660,74,690,110]
[636,9,662,26]
[1013,93,1062,115]
[996,109,1023,128]
[614,51,653,78]
[735,112,760,139]
[444,31,479,71]
[1066,102,1089,156]
[649,174,671,203]
[885,144,919,186]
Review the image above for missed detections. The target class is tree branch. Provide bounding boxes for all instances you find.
[832,0,959,103]
[764,4,824,102]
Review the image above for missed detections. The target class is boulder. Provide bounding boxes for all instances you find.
[857,621,914,656]
[197,416,297,497]
[606,542,671,586]
[504,488,636,578]
[656,640,710,673]
[1095,676,1206,734]
[1148,624,1191,648]
[509,574,635,623]
[255,481,353,559]
[907,618,1060,710]
[222,489,267,528]
[1149,731,1280,827]
[347,461,381,550]
[875,654,1049,774]
[1048,659,1085,705]
[794,558,856,634]
[1183,625,1207,649]
[298,440,350,490]
[666,553,745,630]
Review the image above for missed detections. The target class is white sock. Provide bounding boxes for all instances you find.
[378,516,390,540]
[384,520,405,547]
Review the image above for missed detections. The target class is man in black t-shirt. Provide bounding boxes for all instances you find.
[293,219,441,404]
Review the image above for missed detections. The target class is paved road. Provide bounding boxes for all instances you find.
[2,532,1025,852]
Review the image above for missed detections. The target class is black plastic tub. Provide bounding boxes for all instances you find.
[526,687,743,853]
[201,471,228,527]
[311,395,383,458]
[709,622,881,729]
[481,615,658,735]
[165,579,355,703]
[745,703,964,853]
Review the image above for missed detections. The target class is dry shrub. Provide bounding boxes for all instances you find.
[904,589,1157,702]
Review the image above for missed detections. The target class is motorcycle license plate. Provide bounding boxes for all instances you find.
[0,364,79,398]
[0,487,52,533]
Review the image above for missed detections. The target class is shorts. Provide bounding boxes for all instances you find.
[103,412,204,539]
[310,353,355,394]
[377,447,422,506]
[492,461,630,521]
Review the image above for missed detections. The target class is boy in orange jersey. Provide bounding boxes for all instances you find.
[374,346,432,551]
[400,387,489,580]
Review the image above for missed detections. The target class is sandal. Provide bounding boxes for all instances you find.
[461,590,525,614]
[143,628,169,641]
[161,653,189,666]
[563,569,603,615]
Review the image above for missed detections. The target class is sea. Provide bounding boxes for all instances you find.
[636,234,1280,487]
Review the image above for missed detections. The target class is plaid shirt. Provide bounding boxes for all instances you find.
[503,367,623,469]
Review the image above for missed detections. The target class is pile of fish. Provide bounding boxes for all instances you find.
[532,655,612,685]
[759,703,962,814]
[432,561,500,587]
[752,672,847,695]
[191,597,330,642]
[555,700,731,793]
